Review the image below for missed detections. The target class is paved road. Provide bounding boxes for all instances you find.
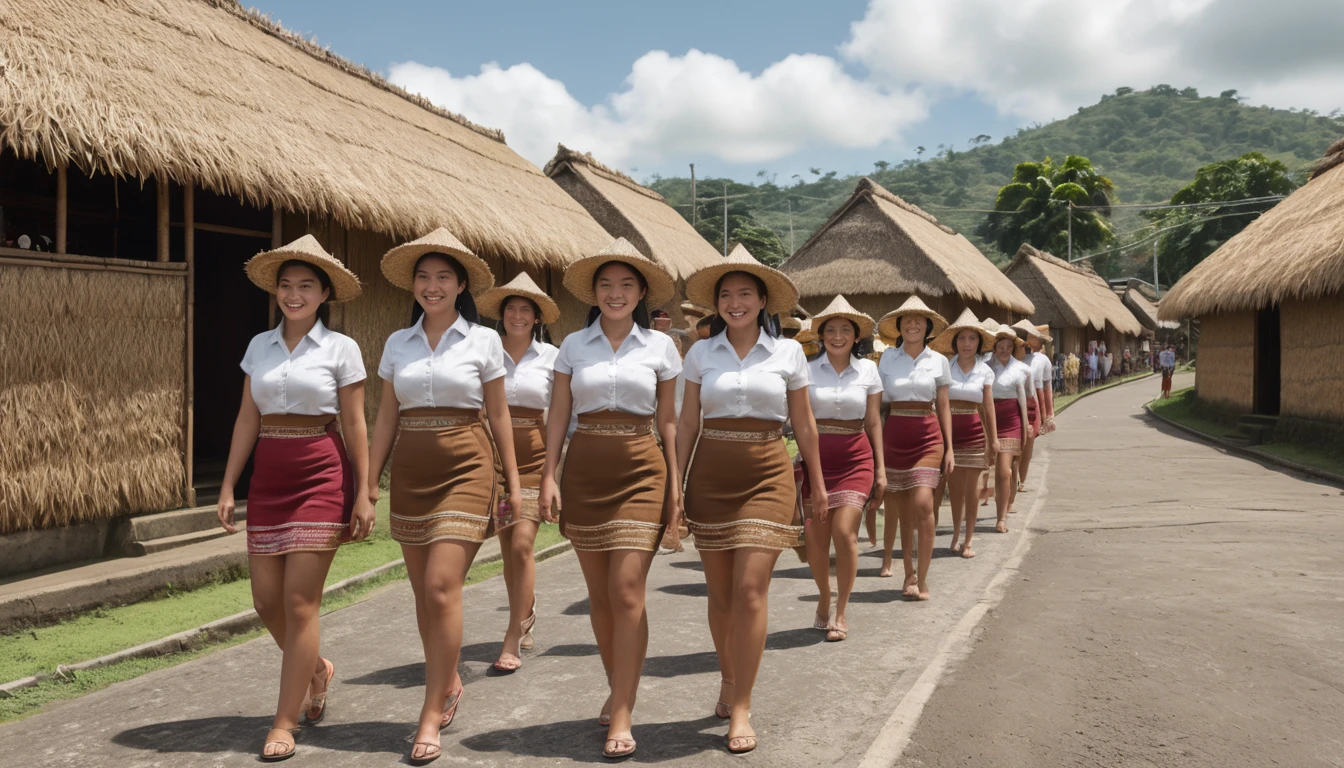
[900,372,1344,768]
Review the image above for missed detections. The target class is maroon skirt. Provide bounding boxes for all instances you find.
[949,400,987,470]
[994,398,1024,455]
[1026,395,1040,434]
[883,402,944,492]
[247,415,353,556]
[801,419,874,513]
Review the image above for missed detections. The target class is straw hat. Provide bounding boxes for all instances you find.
[810,295,876,340]
[780,316,803,332]
[1035,324,1054,342]
[380,228,495,296]
[680,301,711,319]
[930,308,994,355]
[684,244,799,316]
[563,237,676,308]
[794,318,818,344]
[877,296,948,342]
[477,272,561,325]
[988,321,1026,354]
[244,234,362,303]
[1011,318,1045,342]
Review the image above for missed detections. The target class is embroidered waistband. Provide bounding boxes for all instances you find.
[575,421,653,436]
[259,423,331,439]
[702,427,783,442]
[887,408,933,418]
[511,416,543,427]
[816,423,864,435]
[399,415,478,431]
[949,407,979,415]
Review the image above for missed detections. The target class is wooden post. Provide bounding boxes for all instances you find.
[157,177,170,262]
[183,184,196,506]
[269,208,282,326]
[55,166,68,254]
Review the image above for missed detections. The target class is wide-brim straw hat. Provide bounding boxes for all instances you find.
[684,244,798,316]
[877,295,948,342]
[930,308,995,354]
[563,237,676,308]
[794,318,818,344]
[780,316,803,332]
[244,234,362,303]
[810,295,876,340]
[380,228,495,296]
[680,301,711,319]
[1035,323,1054,342]
[477,272,561,325]
[1011,318,1045,342]
[989,321,1026,353]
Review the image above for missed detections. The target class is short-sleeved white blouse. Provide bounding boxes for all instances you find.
[807,356,881,421]
[987,356,1031,406]
[554,321,681,416]
[378,314,506,411]
[946,357,996,403]
[878,344,953,403]
[503,339,559,411]
[241,320,366,416]
[682,330,810,422]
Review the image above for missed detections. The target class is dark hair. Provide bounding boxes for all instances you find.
[409,252,479,326]
[274,259,332,327]
[650,308,671,319]
[952,327,985,356]
[583,261,651,329]
[495,295,549,343]
[895,314,934,345]
[817,317,871,358]
[707,270,780,338]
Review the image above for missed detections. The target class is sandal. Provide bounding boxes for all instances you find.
[302,658,334,725]
[826,611,847,642]
[727,735,757,754]
[961,545,976,558]
[995,521,1008,533]
[519,601,538,651]
[260,728,297,762]
[440,685,463,730]
[409,741,442,766]
[715,679,733,719]
[812,611,830,631]
[604,736,637,760]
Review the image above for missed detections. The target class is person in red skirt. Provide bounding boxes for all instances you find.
[217,235,375,762]
[876,296,953,601]
[930,309,998,558]
[986,323,1033,532]
[800,296,885,641]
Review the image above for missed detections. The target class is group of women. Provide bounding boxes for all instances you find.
[216,230,1054,763]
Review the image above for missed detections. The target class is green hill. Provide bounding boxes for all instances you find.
[646,86,1343,275]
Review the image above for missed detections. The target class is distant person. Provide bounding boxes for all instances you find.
[650,307,673,333]
[1086,348,1099,389]
[1160,344,1177,398]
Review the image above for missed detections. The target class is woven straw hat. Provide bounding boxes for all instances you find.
[563,237,676,308]
[684,244,799,316]
[1011,318,1045,342]
[811,295,876,340]
[680,301,712,319]
[989,321,1026,354]
[1035,323,1054,342]
[380,228,495,296]
[244,235,362,303]
[930,308,994,355]
[794,318,818,344]
[477,272,561,325]
[780,316,803,332]
[877,295,948,342]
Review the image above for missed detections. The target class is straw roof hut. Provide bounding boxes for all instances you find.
[1003,244,1144,357]
[1160,138,1344,429]
[779,178,1033,327]
[0,0,610,556]
[1120,280,1179,337]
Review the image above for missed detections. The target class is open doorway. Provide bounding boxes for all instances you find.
[1254,305,1281,416]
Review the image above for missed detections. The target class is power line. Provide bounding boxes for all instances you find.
[1069,209,1267,263]
[1071,194,1285,211]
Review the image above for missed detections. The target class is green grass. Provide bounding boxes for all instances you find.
[1256,442,1344,477]
[1147,387,1239,438]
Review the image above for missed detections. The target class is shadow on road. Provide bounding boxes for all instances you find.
[460,714,726,762]
[113,716,408,757]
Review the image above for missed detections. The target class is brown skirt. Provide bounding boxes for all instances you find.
[559,410,666,552]
[494,406,544,531]
[686,418,800,551]
[390,407,497,546]
[949,399,988,470]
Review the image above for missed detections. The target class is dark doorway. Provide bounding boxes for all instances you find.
[1254,305,1280,416]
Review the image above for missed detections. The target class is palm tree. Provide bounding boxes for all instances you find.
[977,155,1116,257]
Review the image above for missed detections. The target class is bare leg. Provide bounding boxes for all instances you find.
[897,492,917,594]
[897,487,937,599]
[951,468,980,557]
[804,512,833,627]
[1009,456,1021,513]
[864,505,878,547]
[881,493,900,578]
[995,452,1015,531]
[829,506,862,636]
[701,549,737,716]
[266,550,336,753]
[603,549,656,746]
[495,520,538,670]
[575,550,616,721]
[728,547,783,748]
[405,540,479,761]
[947,473,964,553]
[1020,427,1036,488]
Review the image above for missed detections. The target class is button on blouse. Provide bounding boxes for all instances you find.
[377,314,506,411]
[503,340,559,410]
[682,330,810,422]
[807,356,881,421]
[554,322,681,416]
[878,345,952,403]
[240,320,366,416]
[987,356,1031,407]
[946,358,996,403]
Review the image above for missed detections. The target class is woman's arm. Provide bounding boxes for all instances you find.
[216,378,261,533]
[936,385,955,475]
[981,384,999,460]
[674,380,702,486]
[655,378,681,529]
[366,379,400,503]
[864,392,886,513]
[1017,381,1031,438]
[483,377,522,520]
[537,372,573,523]
[789,387,828,522]
[338,381,375,541]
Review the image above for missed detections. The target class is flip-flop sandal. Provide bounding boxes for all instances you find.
[518,602,538,651]
[260,728,298,762]
[812,612,830,631]
[603,737,637,760]
[302,658,335,726]
[826,625,848,642]
[715,679,733,719]
[440,686,463,730]
[727,735,757,754]
[409,741,442,766]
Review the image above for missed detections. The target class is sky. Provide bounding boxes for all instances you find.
[255,0,1344,183]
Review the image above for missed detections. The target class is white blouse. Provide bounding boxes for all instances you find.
[240,320,366,416]
[503,340,559,410]
[1026,351,1053,392]
[946,357,996,403]
[554,321,681,416]
[378,314,506,411]
[987,356,1031,407]
[808,356,881,421]
[878,345,952,403]
[682,330,810,422]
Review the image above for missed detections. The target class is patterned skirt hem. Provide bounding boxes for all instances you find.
[804,489,871,512]
[953,448,988,469]
[688,518,802,551]
[885,466,942,491]
[563,520,663,552]
[247,522,347,556]
[391,510,491,545]
[999,438,1022,455]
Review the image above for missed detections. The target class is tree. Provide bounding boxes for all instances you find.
[976,155,1116,257]
[874,160,891,173]
[1145,152,1295,284]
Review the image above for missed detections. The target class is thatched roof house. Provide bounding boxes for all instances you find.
[1003,244,1144,356]
[1120,280,1179,336]
[1160,138,1344,430]
[779,178,1033,327]
[0,0,610,564]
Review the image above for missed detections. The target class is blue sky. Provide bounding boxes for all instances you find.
[255,0,1344,183]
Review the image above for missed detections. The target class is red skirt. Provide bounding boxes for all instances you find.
[247,415,353,556]
[801,419,874,513]
[994,399,1023,455]
[1026,395,1040,434]
[949,400,987,469]
[883,403,943,491]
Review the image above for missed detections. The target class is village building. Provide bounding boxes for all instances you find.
[1003,244,1145,358]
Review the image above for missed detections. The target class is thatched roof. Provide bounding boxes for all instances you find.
[778,178,1033,314]
[1003,244,1144,336]
[1160,137,1344,319]
[1122,280,1179,331]
[0,0,610,268]
[544,145,722,280]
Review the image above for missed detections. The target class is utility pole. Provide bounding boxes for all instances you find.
[722,180,729,256]
[689,163,696,228]
[1153,238,1160,299]
[788,198,795,254]
[1067,201,1073,262]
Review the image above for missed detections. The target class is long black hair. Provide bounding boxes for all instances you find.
[274,259,331,327]
[707,270,780,338]
[409,252,479,326]
[496,295,549,343]
[583,261,651,329]
[817,316,873,358]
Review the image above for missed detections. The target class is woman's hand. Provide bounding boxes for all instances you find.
[868,473,887,514]
[942,450,956,476]
[538,475,561,524]
[367,486,380,506]
[507,489,524,527]
[349,496,377,541]
[661,489,683,548]
[216,488,238,534]
[810,484,830,524]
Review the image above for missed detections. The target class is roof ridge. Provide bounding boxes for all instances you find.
[1015,243,1098,277]
[204,0,506,144]
[856,177,957,235]
[1310,135,1344,181]
[544,145,666,202]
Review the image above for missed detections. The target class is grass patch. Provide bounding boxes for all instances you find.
[1256,442,1344,477]
[1148,387,1239,438]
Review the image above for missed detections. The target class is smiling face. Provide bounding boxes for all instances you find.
[900,315,929,346]
[501,296,539,339]
[994,337,1015,360]
[821,317,857,356]
[413,255,466,318]
[955,328,982,359]
[593,262,646,322]
[716,272,767,332]
[276,263,329,324]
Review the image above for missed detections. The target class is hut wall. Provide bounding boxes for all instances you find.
[1194,311,1254,412]
[548,266,588,343]
[1279,295,1344,424]
[0,260,186,535]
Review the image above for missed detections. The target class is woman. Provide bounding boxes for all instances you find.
[477,272,561,673]
[875,297,953,601]
[986,324,1032,533]
[1011,321,1045,494]
[538,237,681,760]
[799,296,883,642]
[366,229,523,766]
[930,310,997,558]
[678,246,827,754]
[218,235,374,762]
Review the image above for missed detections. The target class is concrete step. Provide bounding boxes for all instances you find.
[1236,423,1274,446]
[1238,414,1279,429]
[128,526,241,557]
[1223,433,1255,448]
[124,504,247,543]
